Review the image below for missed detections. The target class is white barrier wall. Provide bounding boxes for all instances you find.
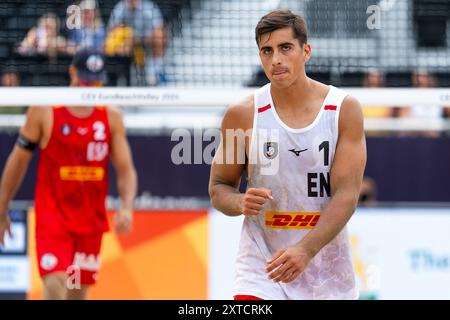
[208,207,450,300]
[348,207,450,300]
[0,211,29,294]
[208,210,244,300]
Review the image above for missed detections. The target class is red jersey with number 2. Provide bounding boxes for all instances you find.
[35,106,111,235]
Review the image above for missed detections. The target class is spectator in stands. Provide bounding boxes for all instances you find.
[0,68,20,87]
[397,70,443,137]
[0,67,26,114]
[361,68,393,118]
[66,0,106,54]
[361,68,396,136]
[362,68,384,88]
[104,21,134,57]
[406,70,441,118]
[17,13,67,63]
[107,0,167,86]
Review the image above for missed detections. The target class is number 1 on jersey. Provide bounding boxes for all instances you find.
[319,141,329,166]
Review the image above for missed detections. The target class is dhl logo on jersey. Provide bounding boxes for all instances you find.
[265,211,320,229]
[60,166,104,181]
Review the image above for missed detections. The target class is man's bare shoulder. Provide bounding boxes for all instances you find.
[341,95,363,116]
[26,106,52,122]
[106,105,123,120]
[106,106,125,133]
[27,106,52,113]
[339,95,364,133]
[20,106,52,142]
[221,95,254,130]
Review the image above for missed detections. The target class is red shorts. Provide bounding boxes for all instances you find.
[36,227,103,286]
[234,295,263,300]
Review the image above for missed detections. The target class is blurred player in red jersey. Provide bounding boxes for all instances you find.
[0,49,137,299]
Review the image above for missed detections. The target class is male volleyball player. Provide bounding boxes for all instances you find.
[209,10,366,299]
[0,49,137,299]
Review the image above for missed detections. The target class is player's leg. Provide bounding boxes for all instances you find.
[36,231,74,300]
[66,285,90,300]
[42,272,67,300]
[234,295,264,300]
[66,232,104,300]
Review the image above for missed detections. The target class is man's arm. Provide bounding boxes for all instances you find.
[209,103,247,216]
[0,107,43,243]
[300,95,366,253]
[108,107,137,233]
[209,97,273,217]
[266,95,366,282]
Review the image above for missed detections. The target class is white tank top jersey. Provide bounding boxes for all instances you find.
[233,83,358,300]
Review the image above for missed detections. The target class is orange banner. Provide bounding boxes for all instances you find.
[28,209,208,300]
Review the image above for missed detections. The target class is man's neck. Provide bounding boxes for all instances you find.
[67,106,95,118]
[271,76,314,110]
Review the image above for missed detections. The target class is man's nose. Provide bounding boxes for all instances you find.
[271,50,282,66]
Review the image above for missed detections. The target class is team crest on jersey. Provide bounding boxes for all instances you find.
[263,142,278,159]
[40,253,58,271]
[61,124,71,136]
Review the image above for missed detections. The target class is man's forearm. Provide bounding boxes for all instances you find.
[0,151,31,214]
[116,168,137,211]
[209,184,243,217]
[297,190,358,257]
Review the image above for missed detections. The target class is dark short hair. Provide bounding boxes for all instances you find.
[71,48,107,82]
[255,10,307,47]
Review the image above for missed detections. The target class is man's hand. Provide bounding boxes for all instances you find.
[241,187,273,216]
[114,209,133,234]
[0,213,12,246]
[265,245,314,283]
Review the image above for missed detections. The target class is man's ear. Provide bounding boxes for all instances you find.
[303,43,312,62]
[68,65,78,85]
[69,65,77,78]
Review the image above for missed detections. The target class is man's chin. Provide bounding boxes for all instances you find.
[270,79,291,89]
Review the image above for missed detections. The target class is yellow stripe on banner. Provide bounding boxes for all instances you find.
[265,211,321,229]
[60,166,104,181]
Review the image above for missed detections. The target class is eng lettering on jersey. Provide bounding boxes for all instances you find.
[93,121,106,141]
[254,128,280,176]
[73,252,101,272]
[87,141,108,161]
[307,172,330,197]
[307,139,331,197]
[265,211,320,229]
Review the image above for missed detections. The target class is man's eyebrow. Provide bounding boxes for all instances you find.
[278,41,295,47]
[260,41,295,51]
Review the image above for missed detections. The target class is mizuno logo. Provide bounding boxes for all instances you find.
[288,148,308,156]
